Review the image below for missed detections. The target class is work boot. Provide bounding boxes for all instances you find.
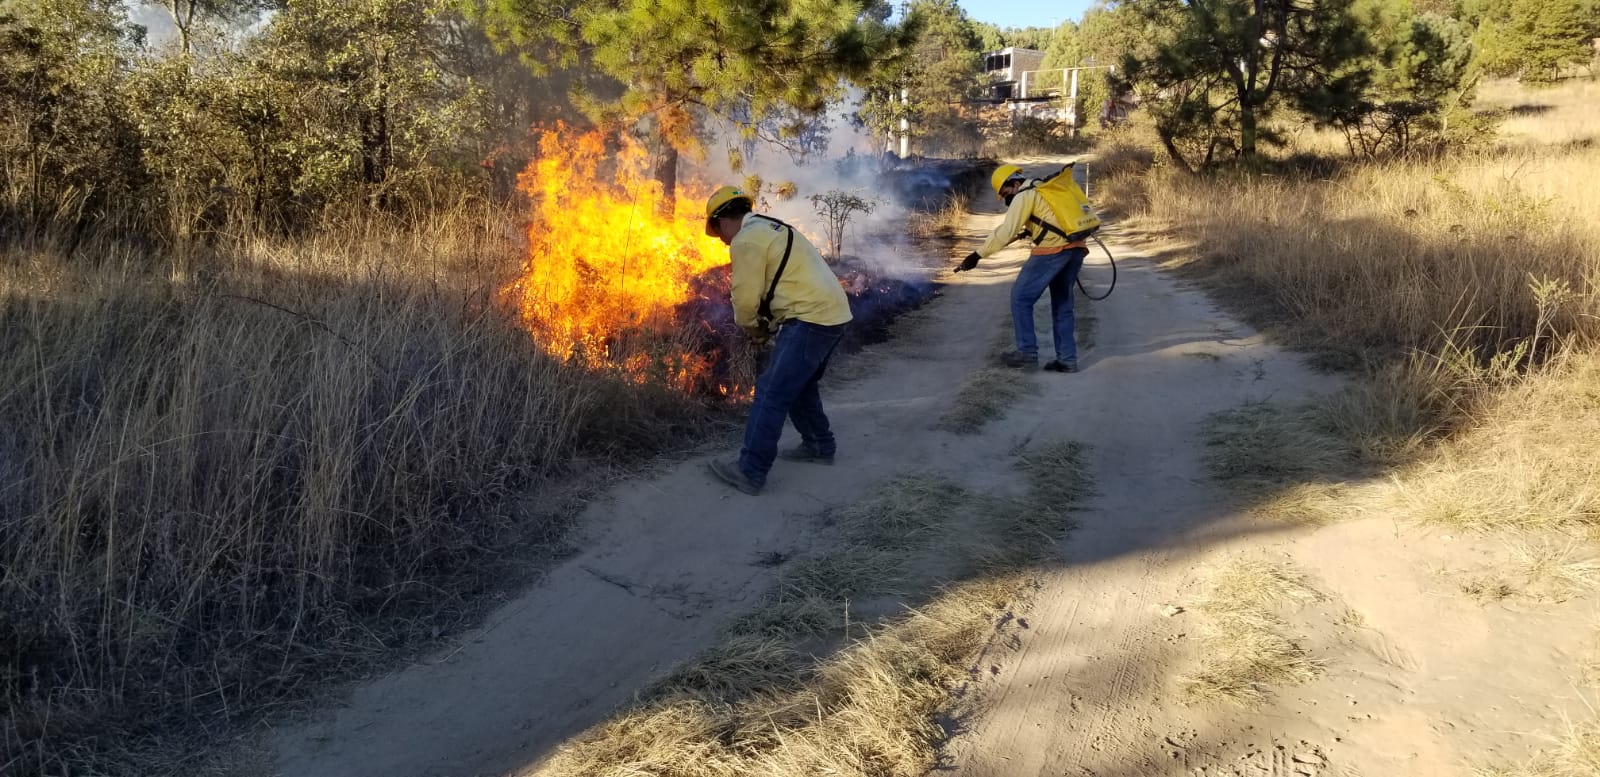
[708,458,762,495]
[1043,360,1078,373]
[778,443,835,465]
[998,350,1039,370]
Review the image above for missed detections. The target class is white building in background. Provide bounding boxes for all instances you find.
[980,46,1126,133]
[981,47,1047,101]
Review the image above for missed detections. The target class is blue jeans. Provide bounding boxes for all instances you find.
[1011,247,1087,364]
[739,321,844,486]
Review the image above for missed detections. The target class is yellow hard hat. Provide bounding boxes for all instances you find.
[704,185,754,236]
[990,164,1024,197]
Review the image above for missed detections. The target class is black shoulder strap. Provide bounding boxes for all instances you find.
[752,215,795,323]
[1023,168,1095,245]
[1013,185,1068,245]
[1027,214,1070,245]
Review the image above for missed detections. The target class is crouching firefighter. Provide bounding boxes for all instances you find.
[702,186,854,496]
[956,163,1100,373]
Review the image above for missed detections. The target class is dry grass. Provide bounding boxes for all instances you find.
[1103,79,1600,377]
[1477,717,1600,777]
[1478,77,1600,150]
[1510,540,1600,601]
[908,191,973,242]
[940,367,1037,434]
[1200,402,1364,523]
[1115,145,1600,372]
[1181,558,1325,706]
[538,579,1018,777]
[1385,351,1600,532]
[1109,77,1600,544]
[533,441,1091,777]
[0,207,713,773]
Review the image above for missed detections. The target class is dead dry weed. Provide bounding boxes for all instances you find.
[1477,716,1600,777]
[1181,558,1325,706]
[940,367,1037,434]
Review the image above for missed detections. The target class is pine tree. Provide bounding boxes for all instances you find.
[1315,0,1476,155]
[469,0,903,208]
[1119,0,1373,168]
[855,0,982,155]
[1471,0,1593,83]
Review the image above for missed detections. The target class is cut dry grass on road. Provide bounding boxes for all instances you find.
[531,441,1092,777]
[1201,401,1365,524]
[941,367,1036,434]
[1441,537,1600,605]
[1477,717,1600,777]
[1181,558,1325,706]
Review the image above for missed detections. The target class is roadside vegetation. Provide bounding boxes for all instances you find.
[1,0,930,772]
[1099,49,1599,777]
[0,211,721,773]
[1102,71,1600,528]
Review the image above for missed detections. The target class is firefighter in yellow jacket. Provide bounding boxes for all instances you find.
[956,164,1088,372]
[702,186,853,496]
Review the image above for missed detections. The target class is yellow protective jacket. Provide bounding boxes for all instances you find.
[729,213,853,334]
[974,184,1081,259]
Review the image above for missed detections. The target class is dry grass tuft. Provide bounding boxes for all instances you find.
[1509,539,1600,602]
[908,192,973,242]
[1181,558,1325,706]
[941,368,1037,434]
[1019,440,1097,507]
[1387,351,1600,532]
[1477,717,1600,777]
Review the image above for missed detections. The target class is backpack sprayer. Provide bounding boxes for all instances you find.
[1027,161,1116,301]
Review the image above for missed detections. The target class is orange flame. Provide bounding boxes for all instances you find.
[501,125,730,393]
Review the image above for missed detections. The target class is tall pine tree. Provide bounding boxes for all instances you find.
[1469,0,1595,83]
[469,0,905,207]
[1119,0,1373,168]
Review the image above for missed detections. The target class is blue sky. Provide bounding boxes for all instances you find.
[957,0,1094,29]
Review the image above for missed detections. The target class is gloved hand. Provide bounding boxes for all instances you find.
[749,325,773,347]
[955,251,980,272]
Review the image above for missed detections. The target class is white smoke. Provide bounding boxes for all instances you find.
[689,91,944,281]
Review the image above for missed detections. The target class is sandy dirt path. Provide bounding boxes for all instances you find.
[262,172,1065,777]
[942,182,1596,777]
[263,161,1593,777]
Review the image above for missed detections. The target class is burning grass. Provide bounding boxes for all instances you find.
[499,126,736,394]
[498,126,952,397]
[531,441,1090,777]
[1,125,978,772]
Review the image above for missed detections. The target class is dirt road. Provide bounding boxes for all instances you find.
[261,164,1592,777]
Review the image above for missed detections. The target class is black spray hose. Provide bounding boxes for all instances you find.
[1077,234,1117,301]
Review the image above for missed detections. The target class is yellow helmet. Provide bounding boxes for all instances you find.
[990,164,1024,197]
[704,185,754,236]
